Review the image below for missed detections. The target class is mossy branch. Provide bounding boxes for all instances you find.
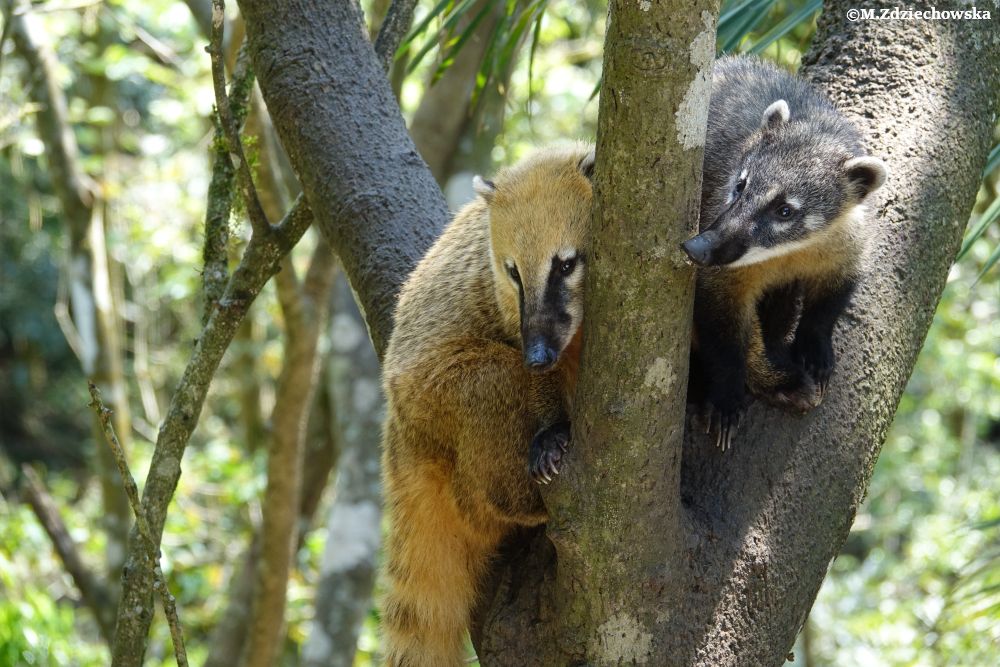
[208,0,270,236]
[203,41,255,324]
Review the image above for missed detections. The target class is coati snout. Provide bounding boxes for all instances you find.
[682,97,887,271]
[681,228,748,267]
[473,149,594,373]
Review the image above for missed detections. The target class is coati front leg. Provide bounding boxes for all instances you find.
[382,338,569,667]
[751,281,820,413]
[792,278,857,398]
[530,421,569,484]
[693,284,750,451]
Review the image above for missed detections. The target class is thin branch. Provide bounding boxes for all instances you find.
[203,41,254,323]
[208,0,270,236]
[0,0,14,81]
[20,465,116,644]
[88,383,189,667]
[372,0,418,74]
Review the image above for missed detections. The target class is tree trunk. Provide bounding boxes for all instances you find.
[475,2,1000,664]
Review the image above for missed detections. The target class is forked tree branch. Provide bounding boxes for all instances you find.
[237,0,449,357]
[88,384,189,667]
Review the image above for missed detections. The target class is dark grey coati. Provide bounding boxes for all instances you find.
[682,55,888,450]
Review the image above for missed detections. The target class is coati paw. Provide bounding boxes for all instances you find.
[702,402,745,452]
[793,337,835,398]
[529,421,570,485]
[767,377,822,414]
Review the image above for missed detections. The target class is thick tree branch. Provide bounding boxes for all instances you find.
[237,0,449,357]
[20,465,116,644]
[476,2,716,664]
[372,0,417,73]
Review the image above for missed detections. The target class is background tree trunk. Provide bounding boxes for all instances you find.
[475,2,1000,664]
[301,275,385,667]
[11,9,132,620]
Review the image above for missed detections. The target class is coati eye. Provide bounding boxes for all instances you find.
[507,264,521,284]
[559,257,576,276]
[776,204,793,218]
[734,178,747,195]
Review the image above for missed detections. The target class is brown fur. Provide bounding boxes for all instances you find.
[380,144,593,667]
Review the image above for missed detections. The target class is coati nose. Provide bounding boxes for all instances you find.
[681,233,716,266]
[524,341,558,371]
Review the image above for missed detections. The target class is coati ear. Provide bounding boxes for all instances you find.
[844,156,888,200]
[761,100,790,130]
[577,150,596,180]
[473,175,496,202]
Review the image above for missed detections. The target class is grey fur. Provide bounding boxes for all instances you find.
[697,55,886,262]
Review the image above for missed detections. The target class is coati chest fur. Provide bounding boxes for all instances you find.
[380,144,594,667]
[681,55,888,450]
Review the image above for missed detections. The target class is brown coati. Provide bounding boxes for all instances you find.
[681,55,888,450]
[379,144,594,667]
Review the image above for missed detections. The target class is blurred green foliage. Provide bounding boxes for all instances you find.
[0,1,997,666]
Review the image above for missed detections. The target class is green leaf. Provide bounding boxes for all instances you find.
[983,142,1000,178]
[526,5,545,112]
[718,0,776,53]
[432,2,496,83]
[974,241,1000,282]
[748,0,822,55]
[397,0,455,59]
[957,195,1000,261]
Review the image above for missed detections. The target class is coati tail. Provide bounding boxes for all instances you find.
[381,460,496,667]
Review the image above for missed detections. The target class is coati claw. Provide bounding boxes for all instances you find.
[529,421,570,485]
[702,401,743,451]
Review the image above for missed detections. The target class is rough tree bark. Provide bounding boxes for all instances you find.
[238,0,999,664]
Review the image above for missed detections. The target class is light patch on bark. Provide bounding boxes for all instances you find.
[155,455,180,479]
[321,500,380,572]
[353,377,381,414]
[590,613,653,664]
[69,255,98,375]
[638,0,651,10]
[300,621,331,663]
[675,11,715,150]
[643,357,676,396]
[331,312,366,353]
